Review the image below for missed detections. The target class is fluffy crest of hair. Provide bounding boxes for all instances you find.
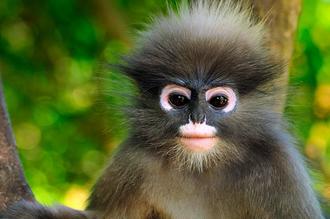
[141,0,265,51]
[121,0,282,99]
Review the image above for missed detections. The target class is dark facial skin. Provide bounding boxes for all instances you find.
[0,2,324,219]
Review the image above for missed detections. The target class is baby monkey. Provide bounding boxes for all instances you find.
[0,1,325,219]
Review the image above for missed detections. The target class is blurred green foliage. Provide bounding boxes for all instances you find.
[0,0,329,211]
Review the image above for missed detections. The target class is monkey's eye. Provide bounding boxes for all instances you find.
[160,84,191,111]
[169,93,189,108]
[208,95,228,109]
[205,87,237,113]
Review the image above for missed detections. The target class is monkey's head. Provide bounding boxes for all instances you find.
[120,1,285,172]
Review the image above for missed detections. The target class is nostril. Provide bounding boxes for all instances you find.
[189,113,193,122]
[201,114,206,123]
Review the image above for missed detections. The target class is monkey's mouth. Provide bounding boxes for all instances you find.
[179,135,219,152]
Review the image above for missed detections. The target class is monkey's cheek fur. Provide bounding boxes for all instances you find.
[179,137,219,152]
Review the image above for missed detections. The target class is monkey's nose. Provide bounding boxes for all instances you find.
[189,113,206,124]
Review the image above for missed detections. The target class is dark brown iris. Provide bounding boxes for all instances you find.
[169,93,189,108]
[209,95,228,109]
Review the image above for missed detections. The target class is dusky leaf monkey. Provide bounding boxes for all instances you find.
[0,0,325,218]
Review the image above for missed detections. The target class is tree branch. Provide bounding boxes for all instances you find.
[0,77,34,210]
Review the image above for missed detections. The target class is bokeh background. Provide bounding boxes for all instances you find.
[0,0,330,212]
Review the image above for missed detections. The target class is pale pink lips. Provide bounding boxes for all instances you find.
[178,120,219,152]
[179,136,219,152]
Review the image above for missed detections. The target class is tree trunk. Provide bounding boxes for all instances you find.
[0,0,302,209]
[252,0,302,63]
[250,0,302,111]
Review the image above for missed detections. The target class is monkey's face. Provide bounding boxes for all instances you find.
[156,83,241,171]
[123,39,282,171]
[160,84,236,153]
[123,41,282,171]
[148,74,246,170]
[123,11,283,171]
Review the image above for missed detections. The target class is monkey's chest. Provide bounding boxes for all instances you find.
[143,173,217,219]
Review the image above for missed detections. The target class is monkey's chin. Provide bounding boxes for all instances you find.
[179,137,219,152]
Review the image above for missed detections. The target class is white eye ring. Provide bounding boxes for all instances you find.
[205,87,237,113]
[160,84,191,111]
